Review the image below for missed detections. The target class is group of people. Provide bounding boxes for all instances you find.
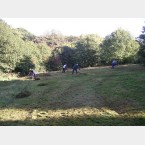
[28,59,117,79]
[28,63,80,80]
[62,59,117,74]
[62,63,80,74]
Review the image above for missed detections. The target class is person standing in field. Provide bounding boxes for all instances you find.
[72,64,80,74]
[112,59,117,69]
[62,64,67,73]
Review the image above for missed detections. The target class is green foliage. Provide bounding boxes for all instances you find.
[19,41,40,71]
[46,55,62,71]
[73,47,97,67]
[45,47,62,71]
[0,19,52,73]
[36,43,52,71]
[45,34,103,69]
[65,35,80,47]
[15,56,35,76]
[0,20,25,72]
[74,34,102,67]
[0,19,142,75]
[60,46,75,67]
[0,19,54,73]
[100,28,140,64]
[137,26,145,65]
[14,28,36,41]
[34,30,65,48]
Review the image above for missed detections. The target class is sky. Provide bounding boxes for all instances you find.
[2,18,145,38]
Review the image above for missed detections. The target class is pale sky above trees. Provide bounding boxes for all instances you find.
[2,18,145,38]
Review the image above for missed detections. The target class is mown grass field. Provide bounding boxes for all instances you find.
[0,64,145,126]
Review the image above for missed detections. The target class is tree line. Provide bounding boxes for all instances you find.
[0,19,144,75]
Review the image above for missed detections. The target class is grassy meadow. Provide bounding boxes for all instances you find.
[0,64,145,126]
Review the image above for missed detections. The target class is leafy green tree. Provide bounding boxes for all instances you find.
[23,41,42,71]
[45,46,62,71]
[0,20,25,72]
[74,34,103,67]
[37,43,52,71]
[73,48,98,67]
[39,30,65,48]
[15,56,35,76]
[14,28,36,41]
[137,26,145,65]
[60,46,75,67]
[65,35,80,47]
[46,55,62,71]
[100,28,140,64]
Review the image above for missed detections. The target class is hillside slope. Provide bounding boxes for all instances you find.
[0,64,145,125]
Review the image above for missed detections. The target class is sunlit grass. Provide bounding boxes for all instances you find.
[0,64,145,125]
[0,107,119,121]
[0,107,145,126]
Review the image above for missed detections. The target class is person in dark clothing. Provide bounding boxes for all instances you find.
[112,59,117,69]
[72,64,79,74]
[28,69,37,79]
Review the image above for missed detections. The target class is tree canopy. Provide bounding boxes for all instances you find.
[100,28,140,64]
[0,19,143,74]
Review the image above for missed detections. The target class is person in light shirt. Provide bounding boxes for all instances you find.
[62,64,67,73]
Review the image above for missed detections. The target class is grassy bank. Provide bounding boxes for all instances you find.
[0,64,145,125]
